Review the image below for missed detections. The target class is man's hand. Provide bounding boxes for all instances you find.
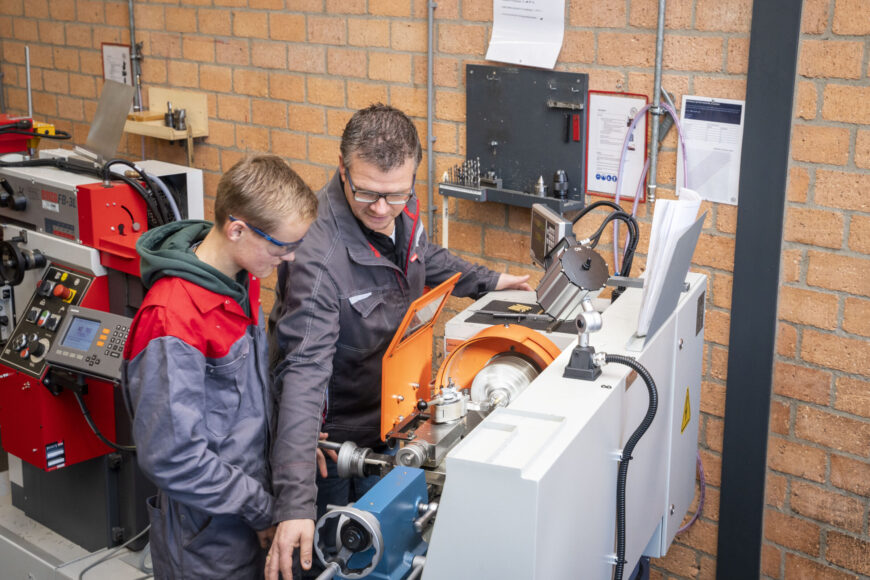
[256,525,276,549]
[495,273,532,292]
[317,432,338,478]
[265,519,315,580]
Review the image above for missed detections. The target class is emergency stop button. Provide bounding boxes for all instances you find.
[52,284,75,302]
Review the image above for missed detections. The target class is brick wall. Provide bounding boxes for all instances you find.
[0,1,867,578]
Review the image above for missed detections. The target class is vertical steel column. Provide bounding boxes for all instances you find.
[426,1,438,235]
[128,0,144,113]
[716,0,803,577]
[646,0,666,204]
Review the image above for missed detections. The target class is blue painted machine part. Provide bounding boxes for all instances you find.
[345,467,429,580]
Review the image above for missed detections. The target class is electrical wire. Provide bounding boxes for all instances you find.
[74,391,136,453]
[75,523,153,580]
[603,354,658,580]
[0,119,72,140]
[105,159,179,224]
[676,451,706,535]
[571,201,640,277]
[611,100,691,275]
[579,210,640,277]
[0,128,72,140]
[0,156,169,227]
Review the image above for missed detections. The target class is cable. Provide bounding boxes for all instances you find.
[74,391,136,453]
[602,354,658,580]
[144,172,181,221]
[611,100,690,275]
[676,451,706,535]
[0,157,169,227]
[76,524,152,580]
[105,159,178,224]
[571,202,640,277]
[580,210,640,277]
[0,128,72,140]
[571,200,625,225]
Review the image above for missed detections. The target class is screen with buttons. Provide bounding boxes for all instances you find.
[46,305,132,383]
[61,317,101,351]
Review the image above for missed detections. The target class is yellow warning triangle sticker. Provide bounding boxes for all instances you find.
[681,387,691,434]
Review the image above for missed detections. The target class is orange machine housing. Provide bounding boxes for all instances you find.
[380,274,563,440]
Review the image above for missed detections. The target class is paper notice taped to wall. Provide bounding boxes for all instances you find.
[485,0,565,70]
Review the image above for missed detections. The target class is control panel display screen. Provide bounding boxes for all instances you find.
[61,317,101,351]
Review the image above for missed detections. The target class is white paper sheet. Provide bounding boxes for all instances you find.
[586,92,647,199]
[637,188,702,337]
[676,96,745,205]
[485,0,566,70]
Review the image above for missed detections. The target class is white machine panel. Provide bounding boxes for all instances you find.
[424,273,706,579]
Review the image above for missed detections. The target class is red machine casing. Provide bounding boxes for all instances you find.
[0,114,33,154]
[76,181,148,276]
[0,271,118,471]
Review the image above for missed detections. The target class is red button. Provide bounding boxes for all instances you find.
[53,284,72,300]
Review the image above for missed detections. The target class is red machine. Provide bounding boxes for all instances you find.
[0,150,201,551]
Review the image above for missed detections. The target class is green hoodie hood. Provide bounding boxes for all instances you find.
[137,220,249,312]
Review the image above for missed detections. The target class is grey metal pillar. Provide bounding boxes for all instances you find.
[716,0,803,577]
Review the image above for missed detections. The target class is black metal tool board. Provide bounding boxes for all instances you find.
[466,65,588,202]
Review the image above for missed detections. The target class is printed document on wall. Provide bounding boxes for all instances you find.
[676,96,745,205]
[486,0,565,70]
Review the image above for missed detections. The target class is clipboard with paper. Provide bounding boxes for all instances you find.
[630,189,705,347]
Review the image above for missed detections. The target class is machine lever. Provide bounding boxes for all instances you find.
[406,555,427,580]
[413,501,438,533]
[314,561,341,580]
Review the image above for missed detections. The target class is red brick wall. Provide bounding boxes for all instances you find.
[1,1,868,578]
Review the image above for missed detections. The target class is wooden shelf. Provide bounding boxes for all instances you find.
[124,87,208,166]
[123,119,207,140]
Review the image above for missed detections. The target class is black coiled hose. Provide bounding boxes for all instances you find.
[604,354,658,580]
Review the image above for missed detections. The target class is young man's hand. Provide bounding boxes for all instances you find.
[317,432,338,477]
[265,519,315,580]
[256,525,276,549]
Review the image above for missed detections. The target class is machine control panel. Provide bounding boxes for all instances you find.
[45,306,132,382]
[0,264,92,377]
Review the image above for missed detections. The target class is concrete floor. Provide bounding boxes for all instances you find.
[0,467,151,580]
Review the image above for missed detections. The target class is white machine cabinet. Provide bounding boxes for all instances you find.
[425,272,706,579]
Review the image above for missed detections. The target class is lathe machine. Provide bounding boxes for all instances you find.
[313,203,705,580]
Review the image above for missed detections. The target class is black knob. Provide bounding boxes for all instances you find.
[339,522,371,553]
[9,193,26,211]
[0,179,12,207]
[12,334,27,350]
[28,340,46,358]
[417,399,428,411]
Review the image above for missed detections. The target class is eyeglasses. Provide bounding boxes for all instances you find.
[345,170,415,205]
[228,215,304,255]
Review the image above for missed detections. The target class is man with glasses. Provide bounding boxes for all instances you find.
[266,104,532,579]
[124,155,317,579]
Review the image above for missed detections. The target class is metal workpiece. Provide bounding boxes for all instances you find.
[330,440,392,480]
[429,385,468,424]
[469,352,540,409]
[534,175,547,197]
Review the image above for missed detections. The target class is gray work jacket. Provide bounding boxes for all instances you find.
[124,274,274,578]
[269,171,499,522]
